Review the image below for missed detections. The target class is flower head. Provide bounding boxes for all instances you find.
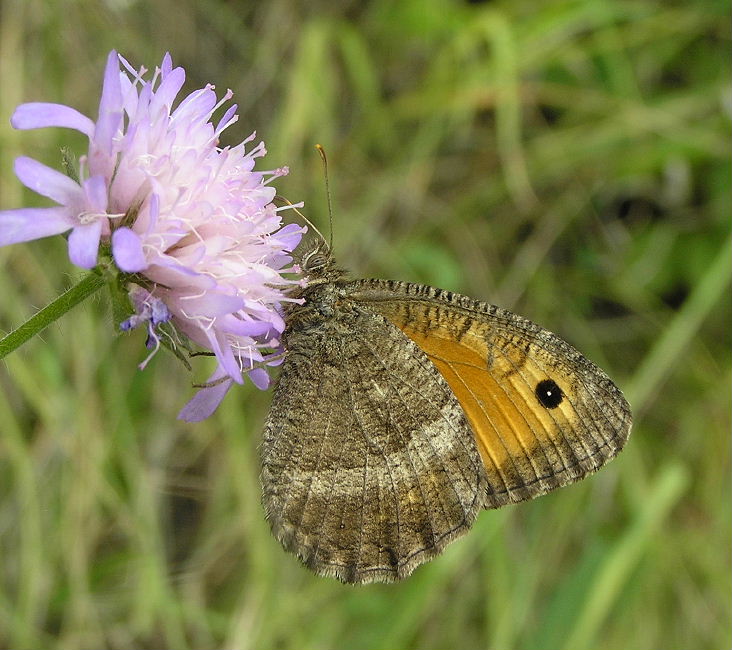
[0,51,306,419]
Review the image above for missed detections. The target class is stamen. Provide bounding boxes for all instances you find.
[77,210,107,225]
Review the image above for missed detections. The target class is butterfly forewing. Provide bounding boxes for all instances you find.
[346,279,632,508]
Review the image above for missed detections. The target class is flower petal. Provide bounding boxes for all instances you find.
[215,104,238,135]
[204,328,243,384]
[14,157,81,206]
[112,227,147,271]
[247,367,270,390]
[160,52,173,77]
[273,223,306,252]
[178,369,233,422]
[89,50,123,177]
[11,102,95,136]
[144,261,217,290]
[218,315,275,337]
[68,220,103,268]
[150,66,185,114]
[95,50,123,148]
[0,207,73,246]
[83,175,109,212]
[179,292,245,318]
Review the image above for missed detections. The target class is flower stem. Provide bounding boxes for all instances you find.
[0,273,106,360]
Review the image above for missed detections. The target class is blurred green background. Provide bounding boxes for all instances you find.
[0,1,729,648]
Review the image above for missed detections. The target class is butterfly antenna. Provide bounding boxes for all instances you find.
[315,144,334,252]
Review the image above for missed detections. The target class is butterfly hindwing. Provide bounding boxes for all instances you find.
[346,279,632,508]
[261,296,488,584]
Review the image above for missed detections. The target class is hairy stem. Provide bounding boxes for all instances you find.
[0,273,105,360]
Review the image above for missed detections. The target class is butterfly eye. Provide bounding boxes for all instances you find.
[305,253,328,271]
[535,379,563,409]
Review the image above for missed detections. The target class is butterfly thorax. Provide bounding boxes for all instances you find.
[280,279,377,367]
[283,280,351,333]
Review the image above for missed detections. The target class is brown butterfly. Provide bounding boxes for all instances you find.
[261,241,632,584]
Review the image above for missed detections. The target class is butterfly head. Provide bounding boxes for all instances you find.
[298,240,344,285]
[282,240,345,332]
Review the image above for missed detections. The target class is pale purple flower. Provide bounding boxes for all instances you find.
[0,51,306,420]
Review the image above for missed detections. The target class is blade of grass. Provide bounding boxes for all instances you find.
[561,462,689,650]
[625,234,732,411]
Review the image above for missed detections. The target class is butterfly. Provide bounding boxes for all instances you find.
[261,241,632,584]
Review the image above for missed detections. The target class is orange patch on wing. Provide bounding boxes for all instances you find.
[398,326,561,493]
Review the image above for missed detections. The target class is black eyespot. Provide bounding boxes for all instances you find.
[535,379,563,409]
